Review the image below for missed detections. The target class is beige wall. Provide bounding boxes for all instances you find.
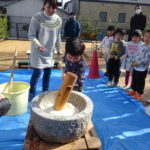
[79,1,150,30]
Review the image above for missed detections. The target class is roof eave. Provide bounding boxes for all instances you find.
[79,0,150,6]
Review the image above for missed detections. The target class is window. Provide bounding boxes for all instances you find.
[100,12,107,22]
[0,8,7,14]
[118,13,126,23]
[23,24,29,31]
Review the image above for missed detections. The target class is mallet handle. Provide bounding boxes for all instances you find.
[8,49,17,92]
[54,72,77,111]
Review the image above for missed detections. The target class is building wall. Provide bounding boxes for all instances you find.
[5,0,68,39]
[79,1,150,31]
[8,16,31,39]
[6,0,42,17]
[5,0,41,38]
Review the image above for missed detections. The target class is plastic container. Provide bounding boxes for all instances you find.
[0,81,30,116]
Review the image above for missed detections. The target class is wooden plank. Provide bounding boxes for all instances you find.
[23,120,87,150]
[23,120,101,150]
[84,121,102,150]
[39,138,87,150]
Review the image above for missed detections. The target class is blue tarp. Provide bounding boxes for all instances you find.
[0,69,150,150]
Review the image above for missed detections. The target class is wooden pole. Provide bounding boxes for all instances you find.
[8,49,17,92]
[54,72,77,111]
[58,55,65,76]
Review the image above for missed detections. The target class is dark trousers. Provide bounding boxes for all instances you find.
[108,58,121,84]
[125,71,133,86]
[131,69,148,95]
[128,30,132,41]
[29,67,52,95]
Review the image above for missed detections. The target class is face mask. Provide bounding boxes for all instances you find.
[136,9,142,15]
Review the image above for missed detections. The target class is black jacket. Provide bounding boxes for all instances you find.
[130,13,147,31]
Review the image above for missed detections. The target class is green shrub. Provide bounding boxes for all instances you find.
[0,16,9,39]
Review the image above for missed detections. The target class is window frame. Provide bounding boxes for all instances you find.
[100,12,107,22]
[118,13,126,23]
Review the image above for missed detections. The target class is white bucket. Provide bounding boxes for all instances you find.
[0,81,30,116]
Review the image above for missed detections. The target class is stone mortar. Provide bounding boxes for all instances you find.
[30,90,93,143]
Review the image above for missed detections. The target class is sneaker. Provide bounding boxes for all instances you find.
[122,85,129,90]
[125,87,132,92]
[128,90,137,96]
[146,98,150,103]
[113,82,118,87]
[133,93,143,100]
[106,81,111,85]
[106,81,113,87]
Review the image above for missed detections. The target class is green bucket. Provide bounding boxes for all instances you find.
[0,81,30,116]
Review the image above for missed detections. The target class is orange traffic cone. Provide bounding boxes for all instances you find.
[88,50,100,79]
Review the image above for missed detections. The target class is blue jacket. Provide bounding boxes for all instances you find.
[64,18,80,38]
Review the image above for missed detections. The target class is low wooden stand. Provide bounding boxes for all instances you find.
[23,120,102,150]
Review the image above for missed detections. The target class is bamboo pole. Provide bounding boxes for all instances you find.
[8,49,17,92]
[54,72,77,111]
